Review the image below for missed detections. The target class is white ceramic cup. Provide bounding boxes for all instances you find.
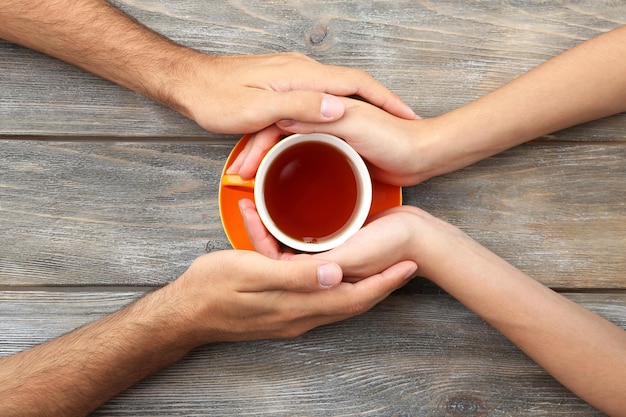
[254,133,372,252]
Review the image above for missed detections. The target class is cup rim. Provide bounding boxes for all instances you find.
[254,133,372,252]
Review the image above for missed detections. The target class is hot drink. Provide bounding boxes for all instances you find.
[263,141,358,243]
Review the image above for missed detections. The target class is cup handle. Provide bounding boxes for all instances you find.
[221,174,255,190]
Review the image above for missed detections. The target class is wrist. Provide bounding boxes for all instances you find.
[137,47,210,118]
[407,117,453,182]
[415,113,494,179]
[398,206,479,286]
[127,282,200,353]
[417,99,530,180]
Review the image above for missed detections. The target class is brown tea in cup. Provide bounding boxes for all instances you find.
[262,139,358,243]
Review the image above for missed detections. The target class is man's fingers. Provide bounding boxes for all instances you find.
[275,96,378,136]
[269,259,343,292]
[237,249,343,293]
[293,260,418,331]
[307,65,417,120]
[269,91,346,123]
[346,260,417,308]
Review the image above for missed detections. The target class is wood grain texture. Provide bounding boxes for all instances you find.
[1,2,625,416]
[1,140,623,288]
[0,0,625,137]
[0,140,230,286]
[1,290,623,416]
[409,142,626,290]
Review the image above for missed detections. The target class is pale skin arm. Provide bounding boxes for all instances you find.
[241,201,626,416]
[231,25,626,184]
[0,0,415,134]
[0,250,417,417]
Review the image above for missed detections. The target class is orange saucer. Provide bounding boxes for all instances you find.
[219,135,402,250]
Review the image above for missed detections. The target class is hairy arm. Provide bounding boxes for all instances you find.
[0,0,415,134]
[0,284,192,416]
[0,0,185,108]
[0,250,415,416]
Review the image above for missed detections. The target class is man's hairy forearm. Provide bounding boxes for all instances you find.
[0,248,414,416]
[0,0,195,110]
[0,0,418,134]
[0,285,193,417]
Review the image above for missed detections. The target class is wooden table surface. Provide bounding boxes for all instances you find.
[1,1,625,416]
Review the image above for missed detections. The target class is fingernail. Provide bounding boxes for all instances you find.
[238,200,247,218]
[317,263,342,288]
[277,119,296,127]
[320,95,344,119]
[404,265,418,281]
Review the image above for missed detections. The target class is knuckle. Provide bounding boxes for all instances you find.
[285,51,308,60]
[276,269,298,289]
[274,51,310,66]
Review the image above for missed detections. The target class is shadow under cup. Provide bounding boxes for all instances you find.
[255,133,372,252]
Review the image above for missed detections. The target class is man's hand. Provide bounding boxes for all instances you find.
[171,249,417,344]
[173,52,417,134]
[0,0,416,135]
[0,247,415,417]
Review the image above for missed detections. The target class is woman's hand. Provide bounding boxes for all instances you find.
[238,198,427,281]
[227,98,436,185]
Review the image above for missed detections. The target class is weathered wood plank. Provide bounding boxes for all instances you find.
[1,2,623,416]
[1,290,623,416]
[1,140,623,289]
[409,141,626,290]
[0,140,228,286]
[1,0,625,137]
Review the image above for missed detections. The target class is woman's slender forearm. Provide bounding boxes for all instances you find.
[430,25,626,172]
[423,234,626,416]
